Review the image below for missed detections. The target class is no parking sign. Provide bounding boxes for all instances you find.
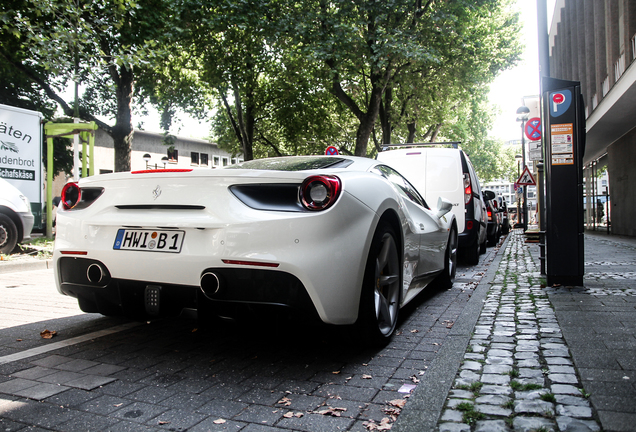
[525,117,542,141]
[325,146,339,155]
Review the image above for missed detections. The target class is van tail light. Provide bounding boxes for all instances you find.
[300,175,341,211]
[466,220,474,230]
[463,173,472,204]
[487,210,493,221]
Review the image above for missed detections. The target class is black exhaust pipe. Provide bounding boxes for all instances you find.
[200,272,221,299]
[86,263,106,284]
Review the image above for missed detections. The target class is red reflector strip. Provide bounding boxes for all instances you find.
[60,251,88,255]
[131,169,193,174]
[222,259,280,268]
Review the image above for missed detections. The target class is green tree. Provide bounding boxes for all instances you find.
[285,0,522,157]
[1,0,182,172]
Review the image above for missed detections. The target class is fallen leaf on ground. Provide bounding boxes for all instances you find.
[277,397,292,406]
[363,417,393,430]
[332,371,341,374]
[158,421,170,425]
[316,407,347,416]
[387,399,406,409]
[213,419,226,424]
[361,374,372,379]
[283,411,304,418]
[410,329,419,333]
[40,329,57,339]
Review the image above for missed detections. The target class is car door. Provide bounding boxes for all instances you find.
[372,165,447,281]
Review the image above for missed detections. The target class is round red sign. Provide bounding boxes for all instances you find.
[552,93,564,104]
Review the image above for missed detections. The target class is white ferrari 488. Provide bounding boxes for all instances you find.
[54,155,457,343]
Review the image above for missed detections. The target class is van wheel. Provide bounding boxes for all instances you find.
[463,238,480,265]
[357,223,401,346]
[480,239,487,254]
[0,214,18,255]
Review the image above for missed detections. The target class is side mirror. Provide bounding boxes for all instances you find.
[436,197,453,218]
[483,190,496,200]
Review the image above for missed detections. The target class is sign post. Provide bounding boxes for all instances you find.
[542,77,585,286]
[0,104,43,229]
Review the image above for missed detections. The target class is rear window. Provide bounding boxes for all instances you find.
[226,157,352,171]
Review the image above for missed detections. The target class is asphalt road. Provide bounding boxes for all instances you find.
[0,242,503,432]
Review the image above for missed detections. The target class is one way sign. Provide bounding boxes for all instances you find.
[517,166,536,186]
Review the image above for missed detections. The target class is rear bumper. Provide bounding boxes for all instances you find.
[57,257,319,320]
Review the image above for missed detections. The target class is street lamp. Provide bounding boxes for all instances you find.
[515,154,522,227]
[143,153,151,169]
[516,106,530,231]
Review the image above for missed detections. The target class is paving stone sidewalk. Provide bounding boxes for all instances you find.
[435,231,602,432]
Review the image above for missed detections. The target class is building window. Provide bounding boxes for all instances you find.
[167,148,178,163]
[200,153,209,166]
[213,156,220,166]
[222,157,229,167]
[191,152,200,165]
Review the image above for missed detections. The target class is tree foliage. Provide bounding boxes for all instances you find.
[1,0,183,171]
[2,0,523,176]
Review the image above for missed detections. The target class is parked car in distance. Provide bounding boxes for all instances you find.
[53,155,458,345]
[377,145,487,265]
[0,178,34,254]
[483,190,502,246]
[497,196,510,235]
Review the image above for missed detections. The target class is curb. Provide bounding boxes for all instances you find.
[392,235,510,432]
[0,259,52,274]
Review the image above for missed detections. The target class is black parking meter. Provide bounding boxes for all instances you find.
[542,77,585,286]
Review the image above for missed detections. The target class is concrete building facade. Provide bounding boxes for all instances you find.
[51,129,240,198]
[549,0,636,236]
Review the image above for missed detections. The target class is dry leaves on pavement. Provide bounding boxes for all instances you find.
[40,329,57,339]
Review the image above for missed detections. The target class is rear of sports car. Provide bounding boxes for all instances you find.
[53,165,381,325]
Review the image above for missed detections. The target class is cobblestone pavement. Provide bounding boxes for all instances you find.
[0,246,502,431]
[436,231,602,432]
[547,233,636,432]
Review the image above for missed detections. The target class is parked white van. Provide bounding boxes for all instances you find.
[0,178,34,254]
[377,144,487,265]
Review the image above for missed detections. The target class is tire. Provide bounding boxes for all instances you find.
[0,214,18,255]
[357,223,401,346]
[479,239,487,254]
[463,238,480,265]
[437,227,457,289]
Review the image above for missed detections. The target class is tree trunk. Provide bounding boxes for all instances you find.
[429,123,442,142]
[406,123,416,143]
[354,84,383,157]
[111,66,134,172]
[379,87,393,145]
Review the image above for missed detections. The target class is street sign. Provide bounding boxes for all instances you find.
[516,185,523,196]
[325,146,339,155]
[517,166,536,186]
[528,141,543,161]
[525,117,542,140]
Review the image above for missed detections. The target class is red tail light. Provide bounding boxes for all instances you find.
[487,210,493,221]
[61,182,81,210]
[466,220,473,230]
[463,173,472,204]
[300,175,341,211]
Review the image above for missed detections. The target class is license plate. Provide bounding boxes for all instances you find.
[113,229,185,253]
